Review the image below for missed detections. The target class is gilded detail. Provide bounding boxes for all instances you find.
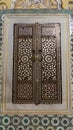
[11,0,62,9]
[0,0,7,9]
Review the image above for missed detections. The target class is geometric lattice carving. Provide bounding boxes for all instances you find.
[12,25,34,103]
[41,37,57,103]
[12,23,62,104]
[41,24,62,103]
[41,37,57,81]
[17,83,33,100]
[18,38,32,81]
[17,38,33,102]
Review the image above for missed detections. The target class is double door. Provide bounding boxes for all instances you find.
[12,23,62,104]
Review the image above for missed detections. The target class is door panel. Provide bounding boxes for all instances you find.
[12,24,35,103]
[41,24,62,103]
[12,23,62,104]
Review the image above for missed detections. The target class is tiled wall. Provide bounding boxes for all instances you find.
[0,115,73,130]
[0,9,73,129]
[0,2,73,128]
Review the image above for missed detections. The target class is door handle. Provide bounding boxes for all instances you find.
[32,55,38,62]
[32,50,42,62]
[32,50,42,53]
[32,50,35,54]
[32,55,42,62]
[39,50,42,53]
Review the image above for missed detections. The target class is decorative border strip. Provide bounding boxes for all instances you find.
[69,15,73,111]
[0,115,73,130]
[0,13,3,113]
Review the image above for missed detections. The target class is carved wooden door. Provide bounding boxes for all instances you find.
[12,23,62,104]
